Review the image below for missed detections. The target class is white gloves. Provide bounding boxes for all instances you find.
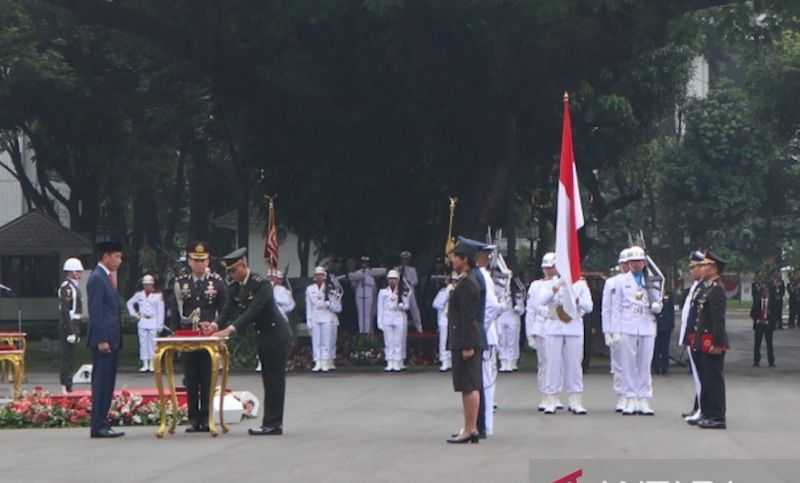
[66,334,77,344]
[651,301,663,315]
[604,333,614,347]
[612,333,622,344]
[527,336,537,350]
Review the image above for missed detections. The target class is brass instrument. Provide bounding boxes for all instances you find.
[444,196,458,259]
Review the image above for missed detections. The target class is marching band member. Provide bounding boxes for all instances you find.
[256,270,296,372]
[378,270,410,372]
[542,275,594,415]
[612,246,663,416]
[526,253,558,411]
[476,244,502,436]
[347,256,386,334]
[305,267,342,372]
[433,274,456,372]
[497,279,525,373]
[126,274,164,373]
[602,249,631,412]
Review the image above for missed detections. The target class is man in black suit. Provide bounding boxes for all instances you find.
[751,286,776,367]
[213,248,290,436]
[769,276,785,329]
[86,241,124,438]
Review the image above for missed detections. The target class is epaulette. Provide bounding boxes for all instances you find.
[250,273,265,283]
[176,273,190,282]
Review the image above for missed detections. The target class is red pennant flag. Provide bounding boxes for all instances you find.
[264,198,279,271]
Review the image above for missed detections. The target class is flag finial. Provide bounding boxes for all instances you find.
[563,91,569,102]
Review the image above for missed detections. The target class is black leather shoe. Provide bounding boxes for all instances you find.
[248,426,283,436]
[753,362,760,367]
[91,428,125,438]
[447,432,479,444]
[478,431,487,439]
[697,418,726,430]
[185,424,210,433]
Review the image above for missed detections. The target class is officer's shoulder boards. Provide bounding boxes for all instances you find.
[210,272,223,280]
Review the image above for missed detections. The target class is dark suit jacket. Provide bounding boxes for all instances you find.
[470,269,489,349]
[656,294,675,333]
[447,273,482,351]
[751,295,777,330]
[220,272,290,345]
[769,282,785,313]
[87,266,122,350]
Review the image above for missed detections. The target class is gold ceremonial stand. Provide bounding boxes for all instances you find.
[0,333,26,397]
[153,336,230,438]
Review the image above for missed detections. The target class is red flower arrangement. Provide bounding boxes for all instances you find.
[0,387,187,429]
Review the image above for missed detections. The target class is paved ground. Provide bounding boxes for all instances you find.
[2,313,799,483]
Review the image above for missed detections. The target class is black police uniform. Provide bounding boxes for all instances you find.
[694,273,728,428]
[221,251,290,433]
[58,278,82,392]
[174,269,227,429]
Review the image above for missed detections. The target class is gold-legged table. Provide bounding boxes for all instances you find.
[0,333,26,388]
[153,336,230,438]
[0,350,24,398]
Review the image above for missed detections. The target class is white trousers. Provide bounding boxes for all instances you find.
[138,327,157,361]
[611,341,624,396]
[544,335,584,395]
[482,348,497,435]
[619,334,655,399]
[687,349,702,410]
[311,322,334,362]
[535,335,547,394]
[437,322,450,362]
[497,313,520,362]
[383,323,404,361]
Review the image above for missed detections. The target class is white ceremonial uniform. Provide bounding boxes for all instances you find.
[613,271,661,402]
[273,284,296,321]
[305,283,342,364]
[601,273,625,397]
[679,280,702,412]
[526,278,557,395]
[377,287,409,365]
[480,267,502,435]
[432,286,452,365]
[126,290,165,362]
[543,280,593,396]
[497,287,524,368]
[348,268,386,334]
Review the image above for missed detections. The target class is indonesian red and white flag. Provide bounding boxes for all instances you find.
[555,92,584,319]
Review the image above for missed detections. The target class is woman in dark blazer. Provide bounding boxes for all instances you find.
[446,242,483,444]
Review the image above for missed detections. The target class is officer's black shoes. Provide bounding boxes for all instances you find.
[447,431,480,444]
[91,428,125,438]
[185,423,210,433]
[249,425,283,436]
[753,362,760,367]
[697,418,726,430]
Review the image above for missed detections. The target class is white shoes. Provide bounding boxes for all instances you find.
[139,362,149,373]
[384,362,393,372]
[622,398,638,416]
[511,359,519,371]
[321,360,330,372]
[255,362,262,372]
[397,361,406,371]
[638,399,655,416]
[439,360,451,372]
[616,396,627,413]
[499,360,511,372]
[555,398,564,411]
[569,394,587,415]
[537,396,548,412]
[312,361,322,372]
[543,395,557,415]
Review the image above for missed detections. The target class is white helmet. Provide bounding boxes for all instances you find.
[314,266,327,276]
[142,275,155,285]
[627,246,646,261]
[63,258,84,272]
[387,270,400,279]
[541,252,556,268]
[618,249,630,264]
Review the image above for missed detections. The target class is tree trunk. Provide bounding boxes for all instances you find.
[188,137,211,241]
